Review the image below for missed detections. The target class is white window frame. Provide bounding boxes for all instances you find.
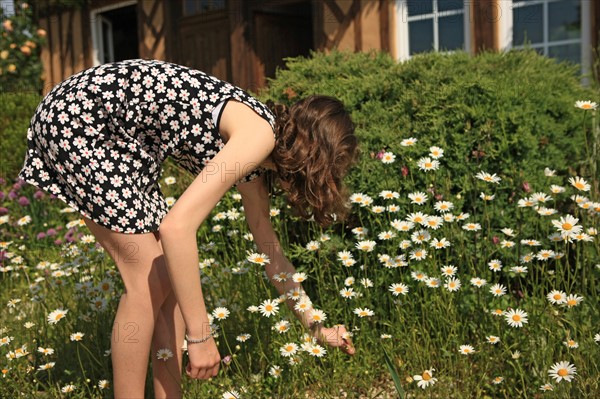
[498,0,592,78]
[395,0,471,62]
[90,0,138,66]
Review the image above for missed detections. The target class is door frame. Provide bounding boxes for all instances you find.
[90,0,138,66]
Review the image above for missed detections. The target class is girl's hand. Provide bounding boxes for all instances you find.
[311,324,356,356]
[185,337,221,379]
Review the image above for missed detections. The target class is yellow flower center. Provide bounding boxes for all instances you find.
[562,223,573,230]
[558,368,568,377]
[553,294,562,300]
[581,104,592,109]
[422,372,431,381]
[255,257,264,263]
[567,299,576,306]
[568,340,575,346]
[414,217,423,223]
[512,315,521,322]
[575,182,584,189]
[265,305,273,311]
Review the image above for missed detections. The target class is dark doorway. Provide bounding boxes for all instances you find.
[253,1,313,88]
[97,4,139,63]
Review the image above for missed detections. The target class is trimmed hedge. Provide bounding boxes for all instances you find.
[256,49,597,213]
[0,91,41,179]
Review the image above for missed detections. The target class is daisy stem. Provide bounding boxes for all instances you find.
[75,344,93,397]
[592,110,599,196]
[582,111,590,172]
[78,341,103,368]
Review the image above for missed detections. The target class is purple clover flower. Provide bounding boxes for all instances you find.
[18,196,30,206]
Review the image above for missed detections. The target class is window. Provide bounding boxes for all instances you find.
[395,0,470,61]
[90,1,139,66]
[512,0,583,65]
[183,0,226,16]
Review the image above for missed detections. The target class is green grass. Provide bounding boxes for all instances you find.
[2,106,599,399]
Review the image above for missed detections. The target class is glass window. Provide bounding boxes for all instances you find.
[512,0,582,64]
[407,0,433,16]
[183,0,226,16]
[404,0,466,56]
[409,19,434,54]
[439,15,464,51]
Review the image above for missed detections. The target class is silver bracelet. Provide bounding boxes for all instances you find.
[185,331,215,344]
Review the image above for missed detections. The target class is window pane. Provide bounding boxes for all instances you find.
[437,0,463,12]
[212,0,225,9]
[184,0,197,15]
[513,4,543,45]
[407,0,433,16]
[439,15,464,51]
[548,43,581,64]
[548,0,581,42]
[409,19,434,54]
[199,0,210,12]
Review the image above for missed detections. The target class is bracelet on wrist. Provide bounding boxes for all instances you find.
[185,330,215,345]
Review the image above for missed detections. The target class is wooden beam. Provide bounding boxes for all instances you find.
[593,0,600,81]
[354,0,362,52]
[39,13,52,94]
[80,1,92,69]
[379,0,389,53]
[49,4,62,88]
[71,8,84,73]
[473,0,497,53]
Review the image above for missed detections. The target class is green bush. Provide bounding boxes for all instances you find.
[257,49,598,219]
[0,0,46,92]
[0,91,41,179]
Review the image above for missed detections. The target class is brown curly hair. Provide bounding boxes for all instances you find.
[267,95,358,227]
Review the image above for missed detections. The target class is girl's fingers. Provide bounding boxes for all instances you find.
[341,335,355,355]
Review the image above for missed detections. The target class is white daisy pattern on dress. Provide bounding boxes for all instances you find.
[17,59,276,234]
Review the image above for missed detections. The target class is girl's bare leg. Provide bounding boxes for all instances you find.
[83,216,174,398]
[151,232,186,398]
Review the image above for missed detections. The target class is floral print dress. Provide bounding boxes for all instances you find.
[18,59,276,234]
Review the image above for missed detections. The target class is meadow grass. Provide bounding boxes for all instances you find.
[1,106,599,399]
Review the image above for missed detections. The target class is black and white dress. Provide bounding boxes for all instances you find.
[18,59,276,234]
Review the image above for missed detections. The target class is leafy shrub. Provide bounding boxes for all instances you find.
[0,0,46,92]
[0,91,41,179]
[257,49,598,222]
